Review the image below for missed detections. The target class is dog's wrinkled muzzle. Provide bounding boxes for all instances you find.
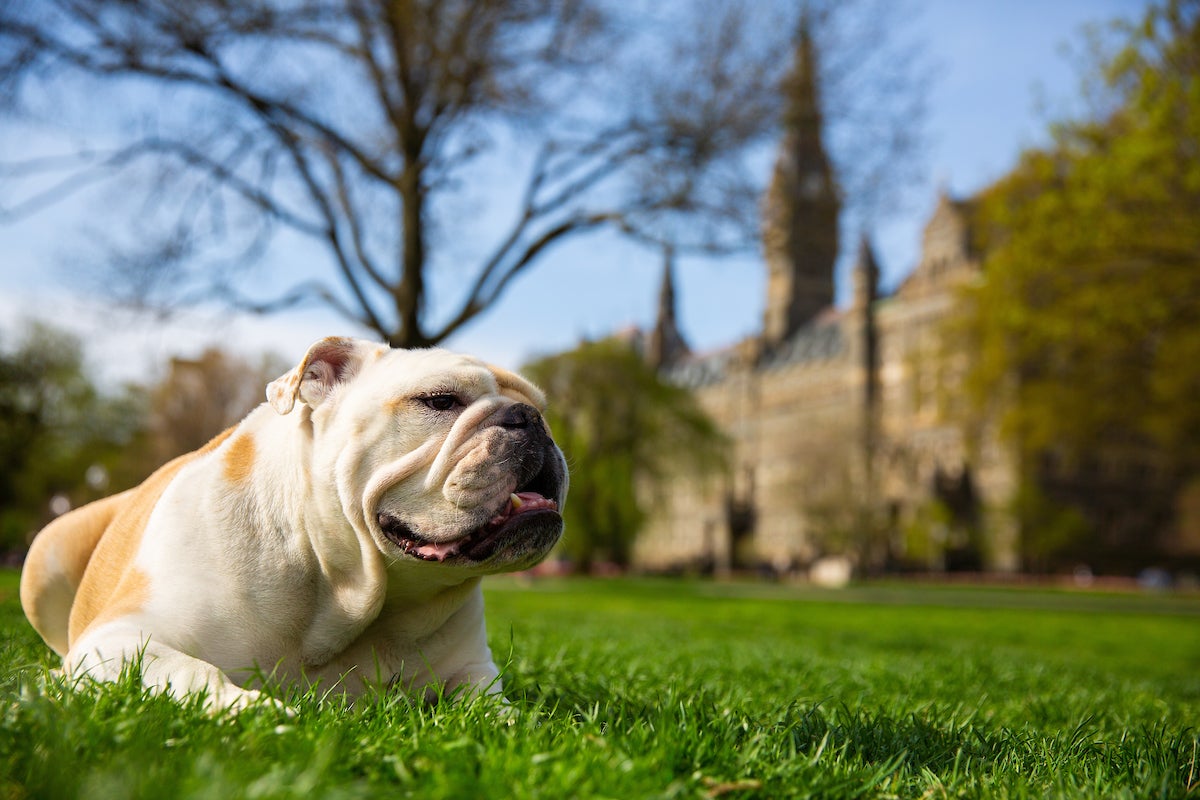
[363,399,565,565]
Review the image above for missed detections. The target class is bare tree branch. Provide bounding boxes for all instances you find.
[430,211,621,344]
[0,0,927,347]
[214,279,372,328]
[267,120,390,338]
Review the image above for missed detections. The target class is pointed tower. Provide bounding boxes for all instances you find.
[646,244,690,370]
[761,15,840,346]
[851,233,880,311]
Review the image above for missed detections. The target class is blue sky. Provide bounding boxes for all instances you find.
[0,0,1149,385]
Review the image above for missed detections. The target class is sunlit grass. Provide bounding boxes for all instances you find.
[2,570,1197,798]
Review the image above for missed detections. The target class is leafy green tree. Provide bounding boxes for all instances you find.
[523,340,725,572]
[960,1,1200,536]
[0,322,147,550]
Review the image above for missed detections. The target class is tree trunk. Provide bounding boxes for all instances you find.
[394,164,429,349]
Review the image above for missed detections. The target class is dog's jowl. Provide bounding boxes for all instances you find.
[20,337,568,711]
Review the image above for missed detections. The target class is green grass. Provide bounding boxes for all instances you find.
[1,570,1197,799]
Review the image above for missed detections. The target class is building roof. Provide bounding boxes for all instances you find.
[665,309,844,388]
[760,312,844,370]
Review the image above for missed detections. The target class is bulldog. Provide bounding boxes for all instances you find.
[20,337,567,711]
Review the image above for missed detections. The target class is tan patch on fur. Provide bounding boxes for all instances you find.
[90,568,151,630]
[222,433,256,485]
[488,365,547,410]
[65,429,233,645]
[383,392,425,417]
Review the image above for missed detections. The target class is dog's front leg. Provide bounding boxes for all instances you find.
[64,622,273,713]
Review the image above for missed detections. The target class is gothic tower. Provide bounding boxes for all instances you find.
[851,232,880,312]
[646,244,690,369]
[761,16,840,347]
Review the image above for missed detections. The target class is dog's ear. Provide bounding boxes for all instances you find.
[487,365,547,411]
[267,337,380,414]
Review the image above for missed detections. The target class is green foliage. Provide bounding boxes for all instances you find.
[2,570,1198,798]
[0,320,288,553]
[523,340,726,570]
[900,499,954,568]
[1011,482,1090,573]
[962,0,1200,473]
[0,321,147,550]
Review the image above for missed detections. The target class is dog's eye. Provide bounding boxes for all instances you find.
[420,393,461,412]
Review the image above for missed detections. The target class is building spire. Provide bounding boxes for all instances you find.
[852,232,881,309]
[761,12,840,346]
[646,244,689,370]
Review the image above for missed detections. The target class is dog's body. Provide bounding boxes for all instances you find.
[20,338,567,710]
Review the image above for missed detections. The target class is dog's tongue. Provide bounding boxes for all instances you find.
[411,539,463,561]
[412,492,557,561]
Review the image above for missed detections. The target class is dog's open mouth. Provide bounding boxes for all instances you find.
[377,491,559,562]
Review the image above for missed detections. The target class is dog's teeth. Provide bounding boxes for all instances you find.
[510,493,523,509]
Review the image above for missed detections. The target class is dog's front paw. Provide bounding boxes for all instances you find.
[209,686,296,717]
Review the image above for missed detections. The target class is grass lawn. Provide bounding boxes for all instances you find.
[1,569,1197,799]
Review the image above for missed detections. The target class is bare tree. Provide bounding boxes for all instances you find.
[0,0,926,347]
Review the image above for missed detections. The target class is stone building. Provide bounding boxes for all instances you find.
[632,21,1020,574]
[631,22,1195,576]
[635,190,1018,573]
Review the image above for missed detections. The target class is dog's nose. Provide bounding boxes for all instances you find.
[498,403,538,430]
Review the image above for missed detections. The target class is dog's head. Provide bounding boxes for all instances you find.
[267,337,566,573]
